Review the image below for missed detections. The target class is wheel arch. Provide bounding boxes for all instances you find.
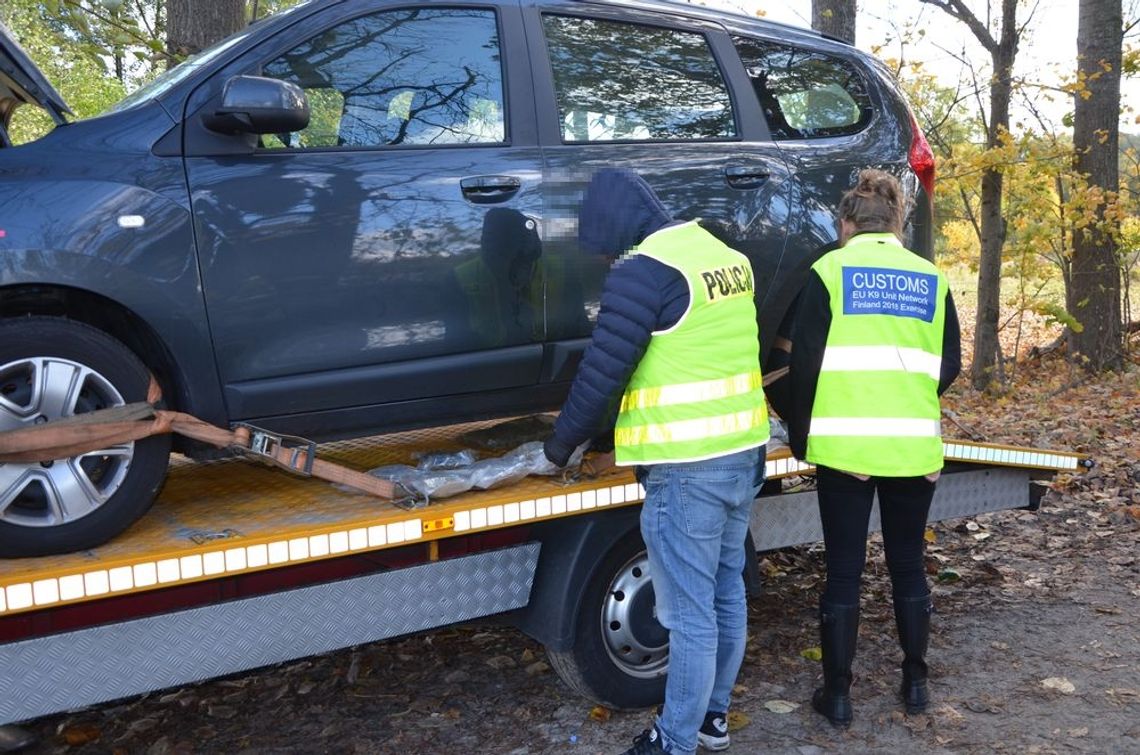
[512,505,643,653]
[0,284,188,415]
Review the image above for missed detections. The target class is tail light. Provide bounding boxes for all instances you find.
[907,109,936,198]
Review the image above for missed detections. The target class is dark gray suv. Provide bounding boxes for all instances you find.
[0,0,935,556]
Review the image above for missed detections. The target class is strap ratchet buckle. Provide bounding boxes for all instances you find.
[236,424,317,476]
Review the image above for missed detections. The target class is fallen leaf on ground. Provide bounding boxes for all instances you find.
[726,711,750,730]
[1042,677,1076,694]
[800,646,822,662]
[934,704,966,724]
[937,568,962,583]
[60,724,101,746]
[763,700,799,714]
[589,705,611,723]
[1068,727,1089,737]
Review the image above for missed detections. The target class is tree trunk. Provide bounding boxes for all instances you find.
[971,7,1017,391]
[166,0,245,63]
[919,0,1021,390]
[812,0,857,45]
[1069,0,1123,371]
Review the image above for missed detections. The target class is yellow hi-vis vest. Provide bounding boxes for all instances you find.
[807,232,948,477]
[613,222,769,466]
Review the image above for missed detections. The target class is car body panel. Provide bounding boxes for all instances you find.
[0,102,227,424]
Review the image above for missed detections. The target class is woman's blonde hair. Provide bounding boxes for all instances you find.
[837,169,905,237]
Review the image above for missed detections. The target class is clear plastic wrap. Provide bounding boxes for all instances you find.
[368,440,585,507]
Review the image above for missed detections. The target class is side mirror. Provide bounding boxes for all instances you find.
[203,75,310,135]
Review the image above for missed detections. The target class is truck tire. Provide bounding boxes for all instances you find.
[0,317,171,557]
[547,528,669,709]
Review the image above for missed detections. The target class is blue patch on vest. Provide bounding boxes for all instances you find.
[841,266,937,322]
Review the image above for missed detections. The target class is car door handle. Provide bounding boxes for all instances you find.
[460,176,522,204]
[724,166,770,190]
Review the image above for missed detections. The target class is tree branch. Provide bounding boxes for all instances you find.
[920,0,998,54]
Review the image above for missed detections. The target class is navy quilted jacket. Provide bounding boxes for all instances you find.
[544,169,689,466]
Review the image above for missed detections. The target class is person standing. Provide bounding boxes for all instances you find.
[543,168,768,755]
[785,169,961,727]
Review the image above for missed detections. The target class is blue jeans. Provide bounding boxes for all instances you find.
[640,447,765,755]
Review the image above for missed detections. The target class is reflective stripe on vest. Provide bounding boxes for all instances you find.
[614,406,769,447]
[809,417,942,438]
[620,370,763,412]
[806,232,947,477]
[614,222,769,466]
[820,346,942,381]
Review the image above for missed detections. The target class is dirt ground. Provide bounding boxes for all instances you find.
[14,309,1140,755]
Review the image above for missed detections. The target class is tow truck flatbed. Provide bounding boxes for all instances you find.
[0,422,1088,724]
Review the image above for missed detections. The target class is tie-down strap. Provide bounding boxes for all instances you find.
[0,380,400,500]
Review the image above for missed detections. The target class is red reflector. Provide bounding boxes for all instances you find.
[907,109,936,198]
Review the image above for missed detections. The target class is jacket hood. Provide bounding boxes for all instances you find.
[578,168,673,258]
[0,21,71,135]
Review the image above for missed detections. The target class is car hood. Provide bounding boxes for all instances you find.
[0,20,71,132]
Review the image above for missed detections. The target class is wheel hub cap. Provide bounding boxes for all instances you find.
[601,552,669,679]
[0,357,133,527]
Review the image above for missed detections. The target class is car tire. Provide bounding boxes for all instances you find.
[547,529,669,709]
[0,317,171,557]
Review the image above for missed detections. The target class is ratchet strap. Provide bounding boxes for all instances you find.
[0,380,400,499]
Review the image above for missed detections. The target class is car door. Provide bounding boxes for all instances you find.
[522,3,793,378]
[182,1,545,427]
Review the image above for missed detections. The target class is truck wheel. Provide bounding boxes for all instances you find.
[0,317,171,557]
[547,529,669,709]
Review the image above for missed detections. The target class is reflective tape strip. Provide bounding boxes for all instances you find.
[0,517,425,616]
[620,370,763,412]
[615,407,768,446]
[820,346,942,380]
[942,442,1083,470]
[452,483,643,535]
[810,417,942,437]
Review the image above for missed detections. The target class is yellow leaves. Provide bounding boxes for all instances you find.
[727,710,751,729]
[589,705,611,722]
[800,646,822,662]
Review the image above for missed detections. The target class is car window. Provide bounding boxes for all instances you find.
[732,36,871,139]
[259,7,505,149]
[542,15,736,143]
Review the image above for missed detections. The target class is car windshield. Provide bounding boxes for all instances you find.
[104,1,315,115]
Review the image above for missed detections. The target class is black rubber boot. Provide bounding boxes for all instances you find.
[811,601,859,728]
[894,594,932,714]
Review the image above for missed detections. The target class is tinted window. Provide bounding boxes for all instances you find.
[261,8,505,149]
[733,36,871,139]
[543,15,736,142]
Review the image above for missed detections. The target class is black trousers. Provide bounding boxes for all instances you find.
[816,465,935,606]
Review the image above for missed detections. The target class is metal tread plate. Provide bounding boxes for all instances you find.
[0,543,540,725]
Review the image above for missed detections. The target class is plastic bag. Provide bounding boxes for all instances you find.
[367,440,586,507]
[413,449,479,470]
